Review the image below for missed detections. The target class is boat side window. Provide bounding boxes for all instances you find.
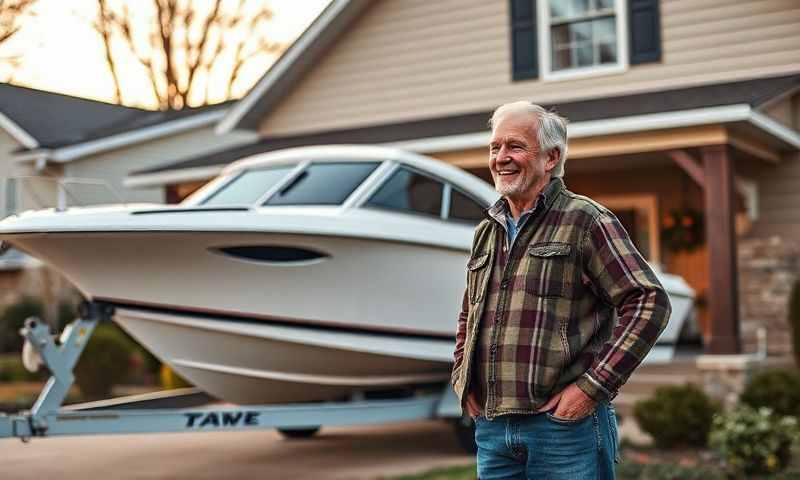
[201,166,295,206]
[365,167,443,217]
[264,162,379,206]
[448,188,485,224]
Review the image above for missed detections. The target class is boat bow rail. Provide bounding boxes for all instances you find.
[0,302,466,446]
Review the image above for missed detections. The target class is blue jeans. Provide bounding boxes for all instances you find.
[474,403,619,479]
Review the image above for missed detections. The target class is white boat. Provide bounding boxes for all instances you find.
[0,145,693,404]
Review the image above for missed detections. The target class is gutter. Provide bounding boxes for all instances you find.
[385,104,800,153]
[0,111,39,149]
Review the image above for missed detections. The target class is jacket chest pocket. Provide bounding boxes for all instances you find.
[467,253,491,305]
[524,243,577,299]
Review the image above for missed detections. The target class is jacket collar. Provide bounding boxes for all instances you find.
[485,177,564,223]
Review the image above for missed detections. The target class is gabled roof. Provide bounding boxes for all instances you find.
[217,0,370,134]
[129,73,800,186]
[0,82,231,158]
[0,82,145,148]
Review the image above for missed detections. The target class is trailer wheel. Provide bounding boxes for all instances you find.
[452,415,477,454]
[277,427,321,439]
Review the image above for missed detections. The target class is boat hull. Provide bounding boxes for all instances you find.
[10,231,468,338]
[114,307,453,404]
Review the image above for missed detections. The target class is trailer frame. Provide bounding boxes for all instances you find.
[0,302,468,448]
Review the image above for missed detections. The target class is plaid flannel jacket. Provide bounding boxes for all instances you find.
[451,178,671,419]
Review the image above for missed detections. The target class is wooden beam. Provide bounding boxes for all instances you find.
[702,144,741,354]
[433,126,731,169]
[668,150,705,187]
[728,134,781,163]
[433,148,487,168]
[568,125,728,159]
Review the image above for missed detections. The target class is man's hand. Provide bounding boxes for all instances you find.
[536,383,596,420]
[465,390,482,418]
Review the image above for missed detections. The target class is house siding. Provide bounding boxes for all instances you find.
[64,127,253,205]
[259,0,800,137]
[748,151,800,242]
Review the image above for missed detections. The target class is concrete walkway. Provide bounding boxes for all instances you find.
[1,419,474,480]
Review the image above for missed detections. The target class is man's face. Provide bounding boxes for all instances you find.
[489,114,551,201]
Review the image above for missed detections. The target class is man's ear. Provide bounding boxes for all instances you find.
[545,148,560,173]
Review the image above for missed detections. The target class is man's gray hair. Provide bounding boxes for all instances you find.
[489,101,569,178]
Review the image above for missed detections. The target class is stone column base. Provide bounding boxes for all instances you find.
[695,354,794,408]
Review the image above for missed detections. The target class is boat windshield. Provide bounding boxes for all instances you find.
[263,162,379,206]
[197,161,380,207]
[201,166,296,206]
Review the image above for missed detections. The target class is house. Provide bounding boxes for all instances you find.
[0,83,256,307]
[123,0,800,363]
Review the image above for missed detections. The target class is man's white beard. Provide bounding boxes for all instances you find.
[495,174,529,197]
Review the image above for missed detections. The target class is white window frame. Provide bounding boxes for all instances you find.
[537,0,629,82]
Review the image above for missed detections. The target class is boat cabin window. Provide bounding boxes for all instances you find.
[201,166,295,206]
[365,167,443,217]
[264,162,379,206]
[448,188,485,223]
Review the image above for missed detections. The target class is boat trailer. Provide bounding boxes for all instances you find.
[0,302,473,450]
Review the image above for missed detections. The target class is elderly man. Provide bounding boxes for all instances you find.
[451,101,671,479]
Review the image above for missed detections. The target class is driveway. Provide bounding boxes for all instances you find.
[1,419,474,479]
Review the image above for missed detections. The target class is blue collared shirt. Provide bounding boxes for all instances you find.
[505,207,537,248]
[486,181,552,251]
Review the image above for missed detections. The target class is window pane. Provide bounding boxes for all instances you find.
[551,24,570,49]
[549,0,569,20]
[449,189,485,224]
[203,166,295,206]
[570,0,590,15]
[598,41,617,63]
[265,162,379,206]
[596,0,614,10]
[366,168,443,217]
[551,0,590,19]
[576,44,593,67]
[594,16,616,42]
[550,16,617,71]
[571,20,592,43]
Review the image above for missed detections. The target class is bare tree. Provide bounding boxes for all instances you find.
[94,0,283,109]
[0,0,38,78]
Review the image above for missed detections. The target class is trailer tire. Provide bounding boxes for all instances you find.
[453,415,477,454]
[277,427,321,439]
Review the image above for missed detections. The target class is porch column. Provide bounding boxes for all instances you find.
[702,145,741,354]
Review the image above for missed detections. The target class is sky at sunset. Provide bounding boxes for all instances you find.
[0,0,331,108]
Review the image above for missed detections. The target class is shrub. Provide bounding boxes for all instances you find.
[0,354,44,382]
[709,405,798,476]
[740,368,800,418]
[0,296,44,353]
[790,280,800,368]
[74,324,136,399]
[633,383,720,448]
[56,300,78,331]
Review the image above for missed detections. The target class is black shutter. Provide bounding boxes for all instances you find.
[510,0,538,81]
[628,0,662,64]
